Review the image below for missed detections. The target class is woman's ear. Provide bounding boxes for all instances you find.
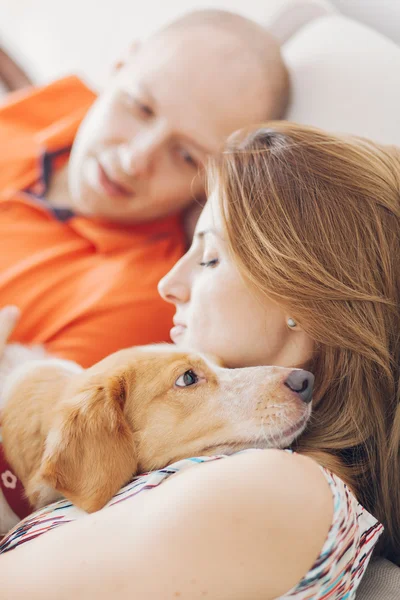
[283,314,315,368]
[285,316,307,331]
[28,374,137,513]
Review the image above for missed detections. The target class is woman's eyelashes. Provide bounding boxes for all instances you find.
[196,239,221,269]
[199,257,219,268]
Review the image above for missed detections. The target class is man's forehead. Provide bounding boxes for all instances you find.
[126,34,268,154]
[142,26,265,91]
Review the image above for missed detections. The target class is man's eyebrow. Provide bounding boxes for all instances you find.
[136,86,211,156]
[135,83,156,105]
[183,137,209,157]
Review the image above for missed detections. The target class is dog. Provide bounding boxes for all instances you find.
[0,307,314,535]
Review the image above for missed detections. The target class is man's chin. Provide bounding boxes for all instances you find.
[71,192,128,223]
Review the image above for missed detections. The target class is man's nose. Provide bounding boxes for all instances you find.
[119,130,162,178]
[158,264,190,305]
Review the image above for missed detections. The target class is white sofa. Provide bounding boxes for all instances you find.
[279,5,400,144]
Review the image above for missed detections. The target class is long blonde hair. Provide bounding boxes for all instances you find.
[209,122,400,562]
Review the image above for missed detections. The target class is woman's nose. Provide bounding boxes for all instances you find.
[158,264,190,305]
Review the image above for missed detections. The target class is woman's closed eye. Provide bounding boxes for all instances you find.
[199,258,219,268]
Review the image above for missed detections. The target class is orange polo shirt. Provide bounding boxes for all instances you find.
[0,76,185,367]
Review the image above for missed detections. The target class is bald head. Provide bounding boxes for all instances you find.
[156,9,290,120]
[68,9,290,225]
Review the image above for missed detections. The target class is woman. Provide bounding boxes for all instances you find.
[1,122,399,599]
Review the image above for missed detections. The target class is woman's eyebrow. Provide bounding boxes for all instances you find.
[195,229,215,239]
[195,229,224,242]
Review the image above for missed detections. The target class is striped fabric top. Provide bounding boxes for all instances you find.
[0,450,383,598]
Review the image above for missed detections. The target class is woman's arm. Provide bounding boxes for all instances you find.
[1,450,333,600]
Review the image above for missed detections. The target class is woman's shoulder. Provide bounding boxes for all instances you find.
[163,449,335,597]
[167,448,333,517]
[182,446,332,497]
[168,449,383,597]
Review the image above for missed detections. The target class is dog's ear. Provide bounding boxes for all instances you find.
[27,373,137,513]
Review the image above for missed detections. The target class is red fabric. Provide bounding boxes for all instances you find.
[0,443,32,520]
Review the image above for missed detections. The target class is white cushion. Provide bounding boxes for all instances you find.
[282,14,400,144]
[267,0,335,44]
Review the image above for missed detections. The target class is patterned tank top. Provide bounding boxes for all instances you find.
[0,450,383,598]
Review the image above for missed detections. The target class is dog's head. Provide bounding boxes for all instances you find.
[33,345,313,513]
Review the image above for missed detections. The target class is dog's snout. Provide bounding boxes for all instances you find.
[284,370,314,404]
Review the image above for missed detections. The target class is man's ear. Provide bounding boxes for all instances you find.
[114,41,141,71]
[27,373,137,513]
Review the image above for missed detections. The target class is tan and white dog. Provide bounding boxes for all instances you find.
[0,307,313,535]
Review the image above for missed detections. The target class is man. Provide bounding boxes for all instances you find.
[0,9,289,366]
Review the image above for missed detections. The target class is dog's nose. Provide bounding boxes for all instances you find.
[284,370,314,404]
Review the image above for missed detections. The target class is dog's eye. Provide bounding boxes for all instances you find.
[175,370,199,388]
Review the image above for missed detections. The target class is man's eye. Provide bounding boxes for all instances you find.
[122,93,154,118]
[178,148,197,168]
[135,100,154,118]
[175,370,199,387]
[199,258,219,268]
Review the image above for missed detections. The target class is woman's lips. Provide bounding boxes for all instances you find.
[170,325,186,342]
[97,161,132,197]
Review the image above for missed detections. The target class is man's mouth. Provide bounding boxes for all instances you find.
[97,161,133,198]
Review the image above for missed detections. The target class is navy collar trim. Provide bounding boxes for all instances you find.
[23,146,75,222]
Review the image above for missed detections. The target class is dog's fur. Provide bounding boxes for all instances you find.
[0,309,311,534]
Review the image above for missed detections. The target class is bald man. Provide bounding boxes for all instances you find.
[0,9,289,366]
[65,9,289,224]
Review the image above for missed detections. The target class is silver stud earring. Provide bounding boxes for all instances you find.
[287,318,297,329]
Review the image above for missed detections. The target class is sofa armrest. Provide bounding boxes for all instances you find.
[357,558,400,600]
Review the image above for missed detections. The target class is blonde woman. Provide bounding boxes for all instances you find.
[1,122,399,599]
